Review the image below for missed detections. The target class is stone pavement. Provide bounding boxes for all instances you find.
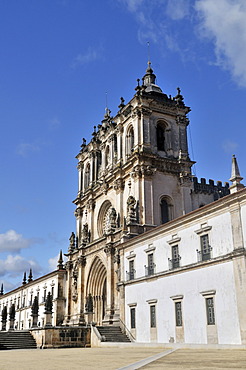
[0,347,246,370]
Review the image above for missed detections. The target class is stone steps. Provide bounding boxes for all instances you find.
[0,331,37,350]
[96,326,131,342]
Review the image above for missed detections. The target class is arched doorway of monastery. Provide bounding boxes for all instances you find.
[86,256,107,325]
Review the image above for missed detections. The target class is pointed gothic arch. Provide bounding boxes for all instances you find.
[86,256,107,325]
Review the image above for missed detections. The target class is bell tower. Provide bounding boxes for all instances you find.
[65,62,194,325]
[73,62,194,245]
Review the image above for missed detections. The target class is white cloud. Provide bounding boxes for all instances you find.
[71,46,104,68]
[48,252,66,271]
[120,0,144,13]
[0,279,15,292]
[222,139,239,153]
[48,117,61,130]
[0,254,41,278]
[17,142,40,157]
[0,230,34,253]
[166,0,190,20]
[48,254,59,271]
[195,0,246,87]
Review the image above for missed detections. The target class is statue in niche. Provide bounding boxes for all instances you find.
[126,196,137,224]
[82,223,89,245]
[104,207,117,234]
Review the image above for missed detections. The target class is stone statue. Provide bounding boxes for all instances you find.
[105,207,117,234]
[1,306,7,322]
[31,296,39,316]
[85,293,93,313]
[1,306,7,330]
[72,262,78,302]
[9,304,15,321]
[69,232,76,252]
[126,196,137,224]
[44,292,53,313]
[82,223,89,245]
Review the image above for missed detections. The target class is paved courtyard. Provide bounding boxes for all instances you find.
[0,347,246,370]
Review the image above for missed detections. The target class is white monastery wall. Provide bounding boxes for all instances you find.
[125,261,240,344]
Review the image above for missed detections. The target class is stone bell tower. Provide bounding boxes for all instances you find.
[64,62,194,325]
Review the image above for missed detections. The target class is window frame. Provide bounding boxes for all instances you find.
[150,305,156,328]
[175,301,183,327]
[130,307,136,329]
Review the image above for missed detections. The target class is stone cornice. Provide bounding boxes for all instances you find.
[119,188,246,251]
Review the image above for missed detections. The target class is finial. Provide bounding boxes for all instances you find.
[57,250,64,270]
[0,283,3,295]
[229,155,244,193]
[22,271,27,285]
[28,268,33,283]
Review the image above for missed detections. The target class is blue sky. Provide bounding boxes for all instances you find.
[1,0,246,291]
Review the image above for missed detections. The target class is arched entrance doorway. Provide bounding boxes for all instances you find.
[86,257,107,325]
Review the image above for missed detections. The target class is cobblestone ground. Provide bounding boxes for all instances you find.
[0,347,246,370]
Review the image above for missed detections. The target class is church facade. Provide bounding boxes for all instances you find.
[1,63,245,346]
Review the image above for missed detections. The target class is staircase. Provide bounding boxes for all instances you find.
[96,326,131,342]
[0,331,37,350]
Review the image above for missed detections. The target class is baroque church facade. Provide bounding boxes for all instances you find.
[1,63,246,346]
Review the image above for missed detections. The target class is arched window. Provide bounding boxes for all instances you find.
[157,123,165,151]
[126,126,134,156]
[160,197,172,224]
[84,163,90,189]
[113,134,117,154]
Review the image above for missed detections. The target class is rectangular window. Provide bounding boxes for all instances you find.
[148,253,154,275]
[43,289,46,302]
[129,260,135,280]
[51,287,54,297]
[200,234,211,261]
[150,305,156,328]
[175,302,182,326]
[206,297,215,325]
[130,307,136,329]
[172,245,180,268]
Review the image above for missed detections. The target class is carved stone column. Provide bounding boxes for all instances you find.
[64,260,73,324]
[103,240,117,324]
[77,256,86,325]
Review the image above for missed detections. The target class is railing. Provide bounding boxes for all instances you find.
[119,318,135,342]
[126,270,136,281]
[144,263,156,277]
[196,247,212,262]
[168,256,181,269]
